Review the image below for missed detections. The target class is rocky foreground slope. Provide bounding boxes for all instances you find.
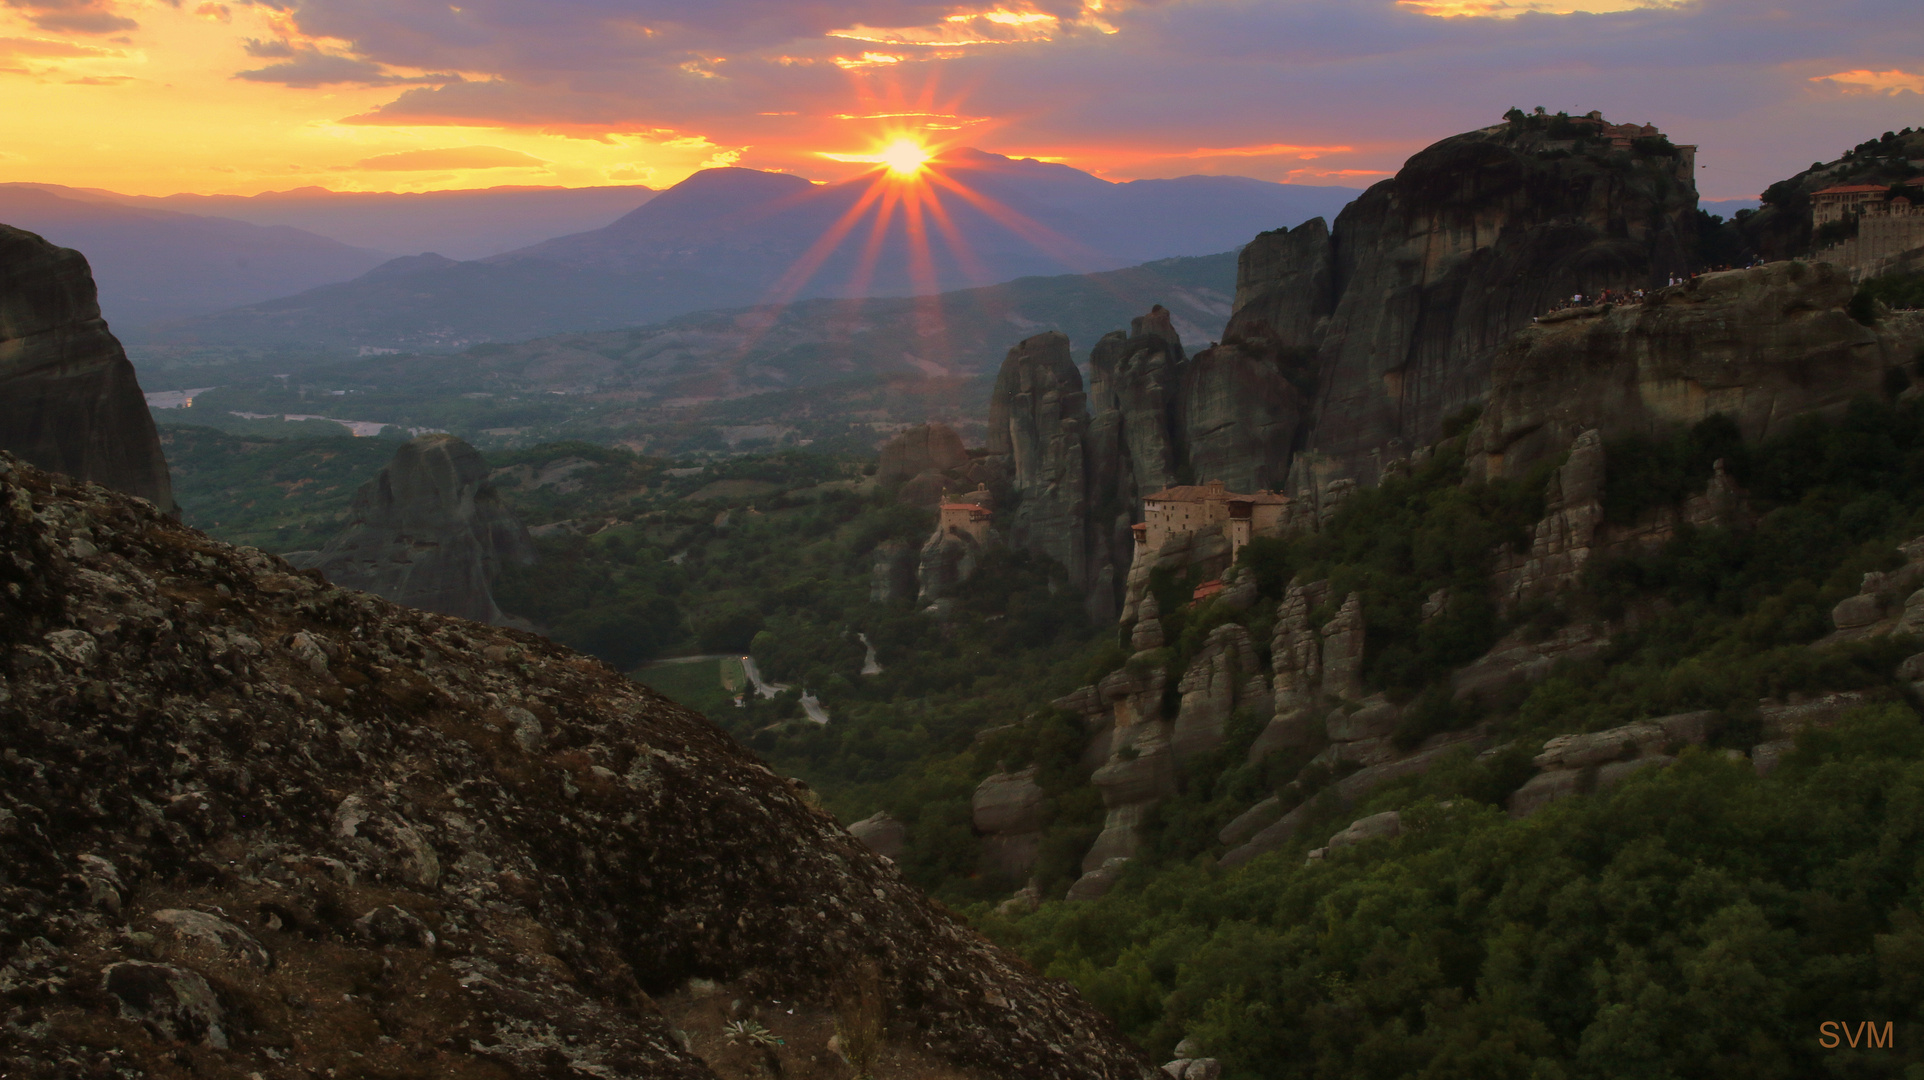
[0,452,1154,1079]
[0,225,174,514]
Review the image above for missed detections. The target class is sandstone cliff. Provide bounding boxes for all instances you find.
[0,450,1156,1080]
[0,224,174,513]
[1469,261,1910,481]
[298,433,536,626]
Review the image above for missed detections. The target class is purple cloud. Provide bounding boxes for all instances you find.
[233,0,1924,197]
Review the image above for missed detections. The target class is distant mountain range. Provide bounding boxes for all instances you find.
[0,184,389,329]
[46,183,659,261]
[146,150,1360,352]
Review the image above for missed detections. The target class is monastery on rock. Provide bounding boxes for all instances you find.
[1132,479,1289,563]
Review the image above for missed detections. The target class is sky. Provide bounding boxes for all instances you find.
[0,0,1919,200]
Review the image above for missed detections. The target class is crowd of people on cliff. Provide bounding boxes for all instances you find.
[1533,257,1770,320]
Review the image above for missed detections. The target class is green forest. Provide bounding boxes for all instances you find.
[156,387,1924,1077]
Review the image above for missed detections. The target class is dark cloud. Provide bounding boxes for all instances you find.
[2,0,137,34]
[238,0,1924,195]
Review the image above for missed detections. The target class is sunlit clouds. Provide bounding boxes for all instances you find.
[1811,69,1924,97]
[0,0,1920,200]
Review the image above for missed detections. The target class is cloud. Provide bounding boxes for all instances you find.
[0,0,136,34]
[235,46,458,88]
[351,145,550,170]
[202,0,1924,197]
[1396,0,1683,17]
[1811,68,1924,96]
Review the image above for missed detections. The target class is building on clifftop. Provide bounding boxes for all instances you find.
[1133,479,1288,562]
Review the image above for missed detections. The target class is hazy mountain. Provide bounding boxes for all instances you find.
[0,184,389,329]
[91,183,657,261]
[151,151,1359,352]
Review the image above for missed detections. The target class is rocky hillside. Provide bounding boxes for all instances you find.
[0,451,1155,1079]
[0,225,174,513]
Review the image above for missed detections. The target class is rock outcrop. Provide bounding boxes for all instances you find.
[0,450,1157,1080]
[847,810,908,861]
[1470,262,1908,481]
[878,422,970,507]
[0,224,175,513]
[971,768,1050,879]
[1297,113,1698,488]
[1171,623,1270,766]
[298,433,536,625]
[986,332,1091,601]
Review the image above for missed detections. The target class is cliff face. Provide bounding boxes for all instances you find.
[1469,261,1908,481]
[300,433,535,626]
[986,331,1092,599]
[1298,119,1698,486]
[982,114,1707,608]
[0,224,174,513]
[0,450,1156,1080]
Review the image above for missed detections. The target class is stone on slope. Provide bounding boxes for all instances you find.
[303,433,536,625]
[0,224,174,512]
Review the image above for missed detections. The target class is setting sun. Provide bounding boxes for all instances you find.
[879,137,932,177]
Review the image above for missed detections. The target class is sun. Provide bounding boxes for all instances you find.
[878,137,931,178]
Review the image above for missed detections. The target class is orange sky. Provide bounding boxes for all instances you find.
[1,0,1919,199]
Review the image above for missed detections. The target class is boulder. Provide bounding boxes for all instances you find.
[847,811,907,862]
[1509,769,1585,817]
[972,769,1048,879]
[151,909,271,970]
[971,768,1049,837]
[877,423,968,484]
[101,962,228,1047]
[1325,810,1401,851]
[1066,857,1130,902]
[0,225,174,512]
[1327,698,1400,743]
[306,434,536,625]
[1758,691,1877,741]
[1533,721,1666,770]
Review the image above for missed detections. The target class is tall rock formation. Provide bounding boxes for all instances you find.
[0,449,1156,1080]
[1469,261,1907,480]
[986,331,1092,599]
[1297,112,1698,487]
[981,112,1706,612]
[0,224,174,512]
[301,433,535,625]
